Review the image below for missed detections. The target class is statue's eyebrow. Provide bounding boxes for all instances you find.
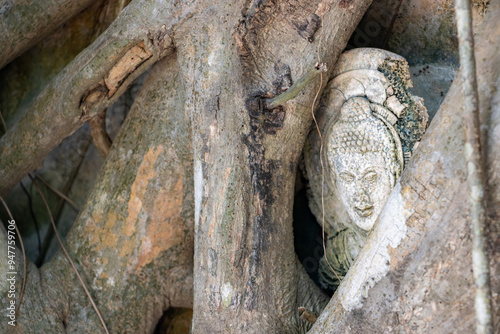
[338,171,355,179]
[361,168,377,177]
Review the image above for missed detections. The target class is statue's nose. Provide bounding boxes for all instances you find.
[353,188,370,205]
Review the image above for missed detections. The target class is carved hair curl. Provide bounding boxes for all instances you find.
[327,97,402,186]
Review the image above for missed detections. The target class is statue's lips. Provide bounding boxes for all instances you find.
[355,205,373,217]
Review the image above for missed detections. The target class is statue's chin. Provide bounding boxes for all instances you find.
[352,215,376,232]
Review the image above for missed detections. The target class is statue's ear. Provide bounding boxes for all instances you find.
[371,106,405,171]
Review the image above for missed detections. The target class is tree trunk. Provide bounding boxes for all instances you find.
[177,0,371,332]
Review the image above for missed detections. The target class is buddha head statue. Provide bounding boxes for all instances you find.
[303,48,428,291]
[327,97,402,232]
[304,48,428,237]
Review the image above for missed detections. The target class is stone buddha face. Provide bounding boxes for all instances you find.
[328,97,400,233]
[331,152,392,231]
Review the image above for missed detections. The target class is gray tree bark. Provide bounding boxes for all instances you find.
[0,0,196,195]
[1,54,195,333]
[0,0,98,69]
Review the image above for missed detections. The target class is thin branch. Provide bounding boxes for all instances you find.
[90,109,112,157]
[33,172,79,213]
[263,63,327,110]
[36,136,91,267]
[455,0,493,333]
[30,176,110,334]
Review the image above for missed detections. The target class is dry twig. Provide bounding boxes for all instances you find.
[32,172,79,212]
[89,109,112,157]
[0,110,7,133]
[455,0,493,333]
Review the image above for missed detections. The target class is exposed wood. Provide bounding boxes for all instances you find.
[104,42,152,97]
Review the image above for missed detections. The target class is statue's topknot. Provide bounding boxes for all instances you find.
[337,97,371,123]
[328,97,401,179]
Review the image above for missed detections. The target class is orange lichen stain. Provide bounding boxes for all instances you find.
[80,210,104,248]
[119,238,136,257]
[123,145,165,237]
[136,175,184,270]
[100,213,119,248]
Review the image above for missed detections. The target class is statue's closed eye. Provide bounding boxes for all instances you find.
[364,171,378,183]
[339,172,355,183]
